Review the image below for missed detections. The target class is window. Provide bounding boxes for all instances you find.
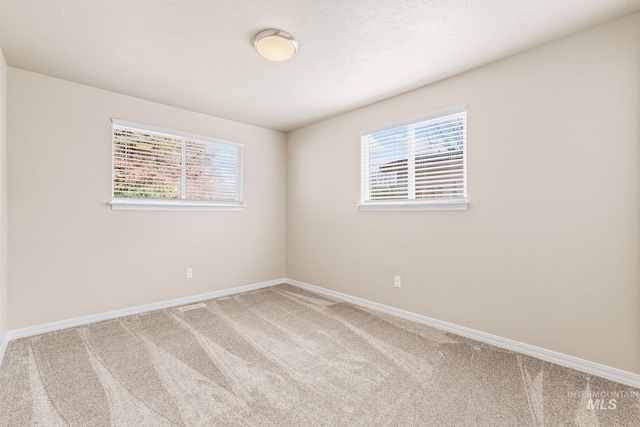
[111,120,243,210]
[360,106,467,210]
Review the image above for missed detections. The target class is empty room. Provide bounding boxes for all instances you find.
[0,0,639,425]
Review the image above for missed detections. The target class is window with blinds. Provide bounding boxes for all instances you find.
[360,106,467,210]
[111,120,243,210]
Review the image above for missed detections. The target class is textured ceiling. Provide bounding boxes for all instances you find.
[0,0,639,131]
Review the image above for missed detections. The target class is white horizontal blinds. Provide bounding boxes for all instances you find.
[363,126,410,201]
[113,123,242,204]
[413,111,466,200]
[113,127,183,199]
[184,140,241,202]
[361,108,466,203]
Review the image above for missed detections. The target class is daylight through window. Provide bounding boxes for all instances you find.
[112,120,243,210]
[360,106,467,210]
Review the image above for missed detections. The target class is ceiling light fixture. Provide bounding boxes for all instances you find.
[252,29,298,62]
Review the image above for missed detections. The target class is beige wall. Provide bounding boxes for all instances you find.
[287,13,640,373]
[7,69,286,329]
[0,48,7,343]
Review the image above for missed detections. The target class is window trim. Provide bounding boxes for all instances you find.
[358,200,467,211]
[359,105,467,211]
[110,119,244,211]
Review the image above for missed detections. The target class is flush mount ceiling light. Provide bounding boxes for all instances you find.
[252,29,298,62]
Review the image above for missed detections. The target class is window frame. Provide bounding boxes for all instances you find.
[110,119,244,211]
[359,106,467,211]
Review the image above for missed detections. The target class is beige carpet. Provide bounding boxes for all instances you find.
[0,284,638,426]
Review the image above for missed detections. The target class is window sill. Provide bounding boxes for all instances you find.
[359,200,467,211]
[110,199,245,211]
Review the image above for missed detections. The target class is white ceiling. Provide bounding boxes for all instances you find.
[0,0,639,132]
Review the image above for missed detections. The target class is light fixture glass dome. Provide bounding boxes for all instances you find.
[252,29,298,62]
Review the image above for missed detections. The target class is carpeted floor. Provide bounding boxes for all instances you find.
[0,284,638,426]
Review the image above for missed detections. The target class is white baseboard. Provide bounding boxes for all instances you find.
[0,332,8,368]
[3,276,639,389]
[6,278,285,341]
[285,278,640,389]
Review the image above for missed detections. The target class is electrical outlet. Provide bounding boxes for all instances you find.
[186,268,193,279]
[394,276,401,288]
